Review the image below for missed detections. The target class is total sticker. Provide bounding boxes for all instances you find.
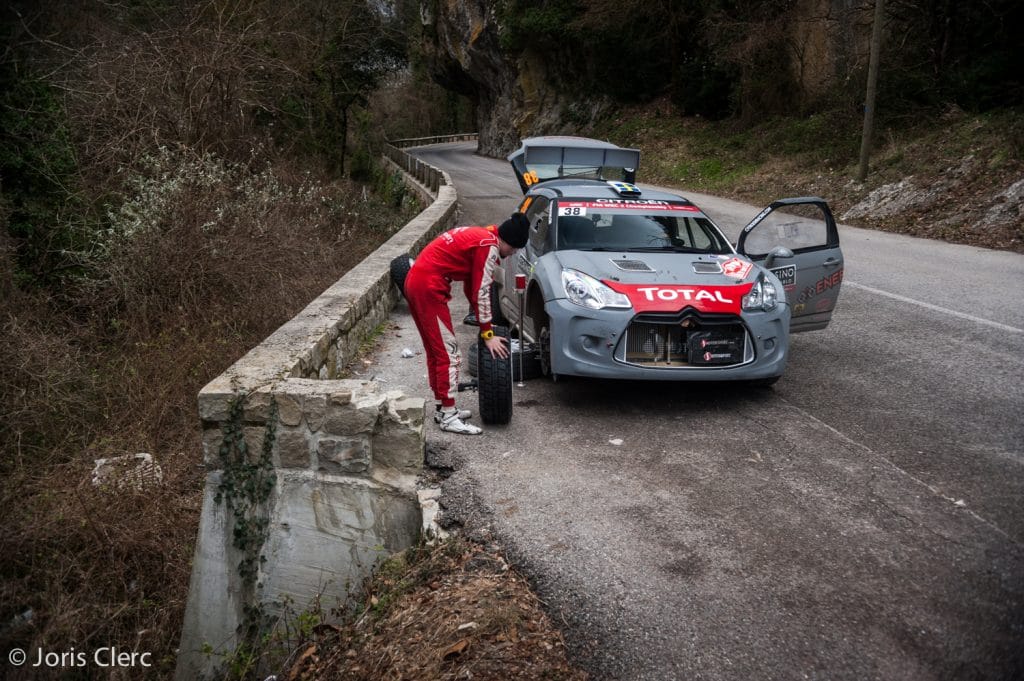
[559,205,588,216]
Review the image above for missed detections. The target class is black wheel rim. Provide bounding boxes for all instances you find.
[539,326,552,376]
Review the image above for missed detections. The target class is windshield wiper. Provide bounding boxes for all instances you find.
[626,246,707,253]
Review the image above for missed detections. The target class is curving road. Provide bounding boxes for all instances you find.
[371,141,1024,680]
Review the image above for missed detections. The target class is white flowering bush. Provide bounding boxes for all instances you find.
[104,148,337,244]
[92,147,419,333]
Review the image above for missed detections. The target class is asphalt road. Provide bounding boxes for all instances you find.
[369,141,1024,681]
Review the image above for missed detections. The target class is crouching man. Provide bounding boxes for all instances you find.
[404,212,529,434]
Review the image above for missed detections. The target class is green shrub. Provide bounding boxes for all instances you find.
[0,64,97,287]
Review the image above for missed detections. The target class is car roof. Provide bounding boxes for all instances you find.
[530,179,700,207]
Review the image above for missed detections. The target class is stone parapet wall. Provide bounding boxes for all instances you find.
[198,379,425,476]
[177,137,471,680]
[198,182,457,394]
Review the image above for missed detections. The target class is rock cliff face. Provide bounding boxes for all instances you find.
[416,0,869,157]
[417,0,607,157]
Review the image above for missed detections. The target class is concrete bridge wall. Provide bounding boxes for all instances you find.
[175,136,476,679]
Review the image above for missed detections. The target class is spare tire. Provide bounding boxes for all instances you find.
[467,342,478,377]
[490,282,509,326]
[477,325,513,424]
[466,338,541,381]
[389,255,414,298]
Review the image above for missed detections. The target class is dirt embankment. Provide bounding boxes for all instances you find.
[603,106,1024,253]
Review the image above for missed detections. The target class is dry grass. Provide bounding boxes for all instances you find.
[599,103,1024,252]
[0,3,446,679]
[281,538,587,681]
[0,154,420,680]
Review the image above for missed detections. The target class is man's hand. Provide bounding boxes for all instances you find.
[483,335,510,359]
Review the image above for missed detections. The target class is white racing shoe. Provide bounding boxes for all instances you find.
[438,409,482,435]
[434,407,472,424]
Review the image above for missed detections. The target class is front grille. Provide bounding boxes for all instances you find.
[618,312,752,368]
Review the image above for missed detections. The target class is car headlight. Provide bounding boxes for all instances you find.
[561,269,632,310]
[742,277,778,312]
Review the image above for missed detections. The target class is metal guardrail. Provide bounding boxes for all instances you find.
[389,133,478,148]
[384,134,477,195]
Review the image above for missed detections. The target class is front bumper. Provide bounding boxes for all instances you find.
[546,298,790,381]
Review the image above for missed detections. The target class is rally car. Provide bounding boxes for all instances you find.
[489,136,844,385]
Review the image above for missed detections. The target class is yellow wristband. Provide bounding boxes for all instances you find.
[480,329,495,340]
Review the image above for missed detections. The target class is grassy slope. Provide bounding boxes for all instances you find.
[593,103,1024,252]
[0,160,421,680]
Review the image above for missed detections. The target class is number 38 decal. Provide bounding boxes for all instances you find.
[523,170,540,185]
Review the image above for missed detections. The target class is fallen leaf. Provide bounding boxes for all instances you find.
[442,638,469,659]
[312,623,342,637]
[285,644,317,681]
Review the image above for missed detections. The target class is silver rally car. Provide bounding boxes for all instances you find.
[492,136,844,385]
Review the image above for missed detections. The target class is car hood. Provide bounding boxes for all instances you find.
[552,250,760,315]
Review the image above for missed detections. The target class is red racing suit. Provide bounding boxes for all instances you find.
[404,225,501,408]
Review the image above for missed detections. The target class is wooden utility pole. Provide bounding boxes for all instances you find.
[857,0,885,182]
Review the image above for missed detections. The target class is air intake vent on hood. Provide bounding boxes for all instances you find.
[692,262,723,274]
[612,259,655,272]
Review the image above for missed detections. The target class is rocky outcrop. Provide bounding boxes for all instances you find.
[417,0,608,157]
[415,0,872,157]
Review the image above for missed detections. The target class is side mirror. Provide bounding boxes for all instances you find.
[763,246,794,269]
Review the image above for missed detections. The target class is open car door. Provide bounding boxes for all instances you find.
[737,197,844,332]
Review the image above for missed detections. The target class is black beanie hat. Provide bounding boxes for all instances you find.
[498,212,530,248]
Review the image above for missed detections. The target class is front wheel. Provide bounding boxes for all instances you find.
[477,325,513,424]
[538,324,551,376]
[537,322,564,381]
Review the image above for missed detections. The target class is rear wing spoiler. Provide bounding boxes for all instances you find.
[507,137,640,193]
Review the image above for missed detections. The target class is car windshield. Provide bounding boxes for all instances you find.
[555,210,732,254]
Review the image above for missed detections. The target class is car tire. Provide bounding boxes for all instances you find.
[389,255,414,298]
[466,342,478,377]
[490,282,509,327]
[467,339,541,381]
[477,325,513,424]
